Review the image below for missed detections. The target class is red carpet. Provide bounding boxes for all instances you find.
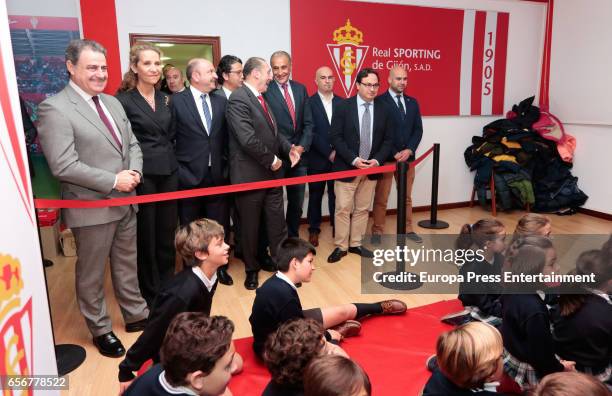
[229,299,463,396]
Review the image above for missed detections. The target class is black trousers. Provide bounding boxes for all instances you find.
[178,171,230,242]
[136,172,178,307]
[235,187,287,273]
[307,163,335,233]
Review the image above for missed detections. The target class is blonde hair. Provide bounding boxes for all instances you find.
[174,218,224,267]
[117,42,161,92]
[436,322,503,389]
[530,372,610,396]
[513,213,551,239]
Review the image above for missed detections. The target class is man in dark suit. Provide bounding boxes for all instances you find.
[264,51,313,238]
[172,58,232,285]
[371,66,424,244]
[306,66,342,247]
[214,54,243,99]
[38,39,148,357]
[327,68,393,263]
[226,57,301,289]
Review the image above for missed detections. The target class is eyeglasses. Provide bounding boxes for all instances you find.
[228,70,243,74]
[359,83,380,89]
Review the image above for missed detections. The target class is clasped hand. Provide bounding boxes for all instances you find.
[115,170,140,192]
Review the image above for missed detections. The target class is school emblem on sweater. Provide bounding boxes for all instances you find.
[327,19,370,97]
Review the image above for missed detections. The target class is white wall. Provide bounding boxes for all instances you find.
[115,0,547,214]
[7,0,78,17]
[549,0,612,214]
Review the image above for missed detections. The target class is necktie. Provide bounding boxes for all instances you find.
[396,94,406,118]
[281,83,297,129]
[200,94,212,135]
[359,102,372,159]
[92,96,122,148]
[257,95,274,128]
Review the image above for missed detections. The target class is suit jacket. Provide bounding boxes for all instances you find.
[226,85,292,184]
[375,92,423,161]
[212,87,229,99]
[171,88,228,187]
[329,96,393,181]
[263,80,313,152]
[37,84,142,228]
[306,93,342,172]
[115,89,177,176]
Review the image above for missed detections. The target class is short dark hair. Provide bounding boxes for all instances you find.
[65,39,106,65]
[216,55,242,85]
[356,68,378,84]
[276,237,316,272]
[243,57,266,78]
[161,313,234,387]
[304,355,372,396]
[264,318,324,386]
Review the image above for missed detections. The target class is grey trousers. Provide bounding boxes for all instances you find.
[71,207,149,337]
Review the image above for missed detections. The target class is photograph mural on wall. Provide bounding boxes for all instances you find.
[8,15,80,198]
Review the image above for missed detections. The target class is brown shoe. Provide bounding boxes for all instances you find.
[330,320,361,339]
[309,231,319,247]
[379,299,407,315]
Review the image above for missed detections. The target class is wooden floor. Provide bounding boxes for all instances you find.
[45,207,611,395]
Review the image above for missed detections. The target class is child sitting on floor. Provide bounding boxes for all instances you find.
[249,237,407,359]
[124,313,239,396]
[422,322,505,395]
[512,213,552,240]
[119,219,243,393]
[530,372,611,396]
[500,236,575,391]
[304,355,371,396]
[444,219,506,327]
[262,318,347,396]
[552,241,612,387]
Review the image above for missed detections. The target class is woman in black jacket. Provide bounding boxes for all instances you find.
[116,42,178,307]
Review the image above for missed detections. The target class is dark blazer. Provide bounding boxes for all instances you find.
[376,91,423,161]
[226,85,292,184]
[263,80,313,151]
[249,275,303,358]
[306,93,342,171]
[329,96,393,181]
[422,369,504,396]
[118,268,218,382]
[171,88,228,187]
[116,89,177,176]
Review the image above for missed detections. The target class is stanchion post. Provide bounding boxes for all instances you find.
[396,161,407,272]
[418,143,449,229]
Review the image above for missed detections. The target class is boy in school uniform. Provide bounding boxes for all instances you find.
[119,219,243,393]
[124,313,239,396]
[249,237,407,359]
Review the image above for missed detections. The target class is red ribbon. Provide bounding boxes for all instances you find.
[34,146,434,209]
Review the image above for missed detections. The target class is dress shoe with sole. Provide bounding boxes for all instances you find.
[244,272,259,290]
[330,320,361,339]
[308,231,319,247]
[378,299,408,315]
[327,248,347,263]
[93,331,125,358]
[348,246,374,258]
[218,265,234,286]
[406,232,423,243]
[125,318,147,333]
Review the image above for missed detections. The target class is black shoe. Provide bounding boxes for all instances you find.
[406,232,423,243]
[371,234,382,245]
[93,332,125,358]
[295,282,302,288]
[244,272,259,290]
[259,254,277,272]
[327,248,347,263]
[125,318,147,333]
[218,265,233,286]
[348,246,374,258]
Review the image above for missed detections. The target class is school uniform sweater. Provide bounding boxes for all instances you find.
[422,369,504,395]
[458,253,503,317]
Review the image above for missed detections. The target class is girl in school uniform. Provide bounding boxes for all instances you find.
[500,236,575,390]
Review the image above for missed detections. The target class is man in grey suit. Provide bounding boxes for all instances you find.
[226,57,300,290]
[38,39,149,358]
